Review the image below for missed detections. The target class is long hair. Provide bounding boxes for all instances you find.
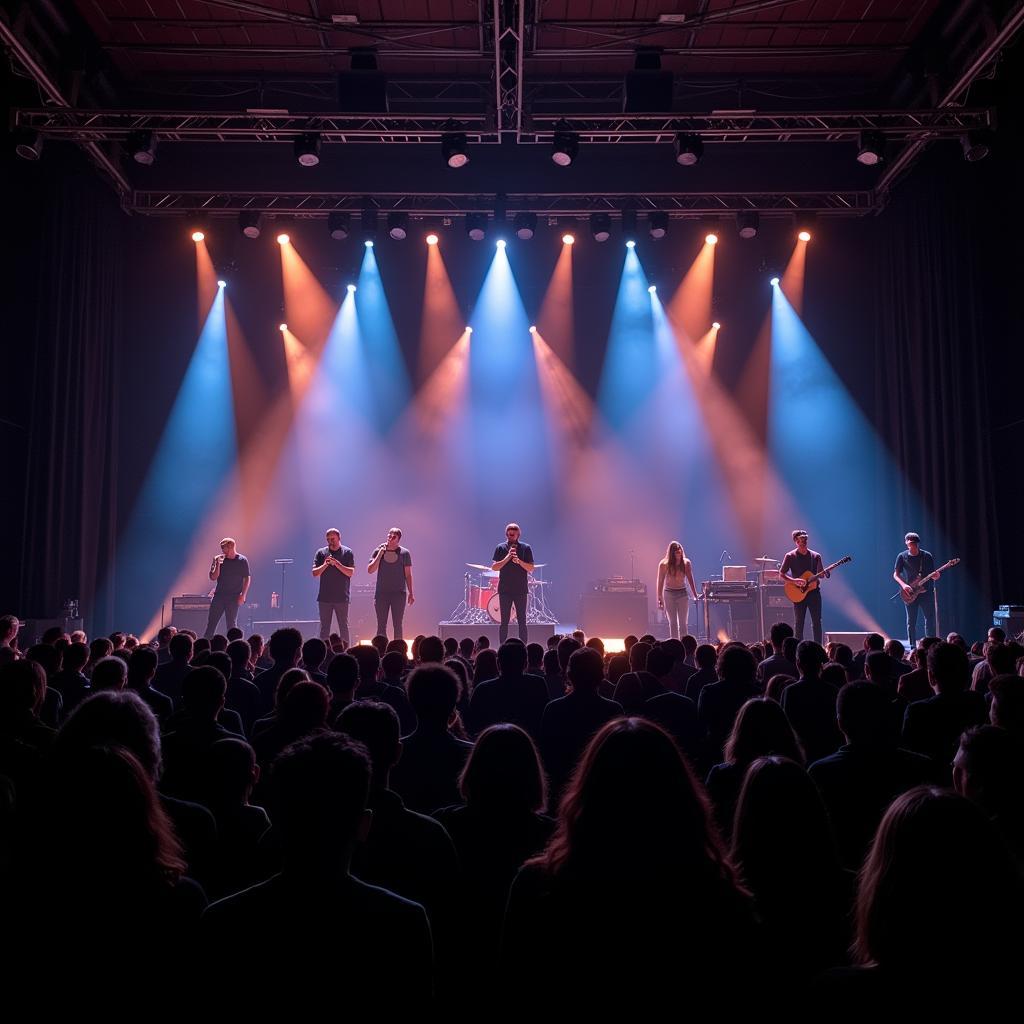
[460,724,548,813]
[723,698,804,769]
[530,718,741,889]
[662,541,686,571]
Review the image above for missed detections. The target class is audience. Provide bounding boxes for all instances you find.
[466,641,549,741]
[782,641,842,765]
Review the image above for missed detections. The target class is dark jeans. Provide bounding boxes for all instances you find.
[905,592,936,646]
[499,591,528,644]
[794,588,823,644]
[319,601,350,644]
[205,593,240,639]
[375,592,407,640]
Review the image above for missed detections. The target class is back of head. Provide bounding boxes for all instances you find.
[927,641,970,694]
[623,635,638,652]
[326,653,359,699]
[127,646,159,684]
[473,648,498,683]
[268,627,304,667]
[782,636,798,663]
[646,646,674,679]
[193,638,211,658]
[681,634,698,658]
[0,659,47,716]
[717,644,758,686]
[837,681,891,745]
[279,680,330,734]
[227,638,251,672]
[795,640,827,677]
[91,656,128,693]
[542,648,560,675]
[724,698,804,769]
[460,723,546,812]
[987,642,1019,676]
[770,621,794,649]
[168,633,193,662]
[863,651,893,687]
[418,635,445,664]
[444,657,469,697]
[955,725,1024,814]
[865,633,885,652]
[204,737,257,805]
[820,662,848,690]
[27,644,60,676]
[210,634,228,653]
[275,667,311,708]
[336,700,400,776]
[385,638,407,656]
[56,690,162,779]
[628,641,652,672]
[607,653,629,684]
[207,651,233,681]
[89,637,114,663]
[989,674,1024,733]
[475,636,490,651]
[765,673,797,703]
[406,664,460,726]
[497,641,528,676]
[181,665,227,718]
[884,639,906,662]
[226,627,244,642]
[833,643,853,668]
[349,644,381,685]
[381,650,407,680]
[566,646,605,694]
[302,637,328,672]
[526,642,545,667]
[64,641,90,673]
[695,643,717,670]
[661,638,684,661]
[459,637,475,659]
[443,637,459,658]
[372,635,388,656]
[556,636,582,672]
[41,626,65,646]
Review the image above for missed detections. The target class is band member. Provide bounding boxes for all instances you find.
[311,528,355,643]
[206,537,250,639]
[781,529,829,644]
[893,532,937,646]
[367,527,415,641]
[657,541,699,640]
[491,522,535,644]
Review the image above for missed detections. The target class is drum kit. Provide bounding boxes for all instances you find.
[447,562,559,626]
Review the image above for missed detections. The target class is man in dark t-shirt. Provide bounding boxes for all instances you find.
[312,528,356,643]
[780,529,828,644]
[491,522,535,643]
[205,538,251,639]
[367,527,415,641]
[892,532,937,646]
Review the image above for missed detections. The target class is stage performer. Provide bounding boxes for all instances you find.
[657,541,699,639]
[206,537,251,638]
[312,528,356,643]
[367,527,415,641]
[491,523,535,643]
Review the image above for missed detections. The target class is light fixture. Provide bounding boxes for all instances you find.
[346,284,357,293]
[551,123,579,167]
[626,239,636,249]
[529,325,537,333]
[466,213,487,241]
[737,211,759,239]
[294,133,321,167]
[961,129,992,162]
[514,212,537,240]
[648,285,657,294]
[387,212,409,240]
[674,132,703,166]
[466,326,473,334]
[126,129,157,166]
[239,211,262,239]
[328,212,350,240]
[441,132,469,168]
[364,239,374,248]
[562,232,575,245]
[276,232,290,245]
[217,279,226,288]
[648,211,668,240]
[705,232,719,245]
[191,230,205,242]
[798,229,811,242]
[361,208,379,243]
[496,238,506,249]
[279,323,288,332]
[426,233,439,246]
[14,128,44,161]
[712,321,721,330]
[770,276,780,286]
[622,209,638,245]
[856,130,886,166]
[590,213,611,242]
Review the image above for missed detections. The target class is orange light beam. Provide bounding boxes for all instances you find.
[536,243,575,368]
[195,240,218,329]
[667,238,716,345]
[280,239,337,354]
[782,237,807,317]
[417,244,464,386]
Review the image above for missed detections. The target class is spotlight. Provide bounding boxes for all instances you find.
[217,279,226,288]
[426,233,439,246]
[648,211,668,240]
[961,129,992,162]
[276,232,290,245]
[529,325,537,333]
[770,276,780,287]
[551,124,579,167]
[712,321,721,330]
[514,212,537,240]
[737,211,759,239]
[466,213,487,241]
[626,239,636,249]
[126,129,157,166]
[705,232,718,246]
[648,285,657,294]
[465,326,473,334]
[674,132,703,166]
[387,212,409,241]
[562,233,575,245]
[361,208,379,242]
[798,229,811,242]
[496,238,506,249]
[238,211,262,239]
[622,209,638,244]
[346,284,357,293]
[441,132,469,168]
[191,230,205,243]
[328,212,350,240]
[294,133,321,167]
[590,212,611,242]
[365,239,374,248]
[279,323,288,332]
[14,128,44,161]
[856,130,885,166]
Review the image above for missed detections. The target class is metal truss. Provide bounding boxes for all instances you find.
[493,0,525,135]
[128,190,876,218]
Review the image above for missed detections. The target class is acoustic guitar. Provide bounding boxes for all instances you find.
[784,555,853,604]
[893,557,960,604]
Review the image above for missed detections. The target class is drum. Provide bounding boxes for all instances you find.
[486,592,517,624]
[470,581,498,609]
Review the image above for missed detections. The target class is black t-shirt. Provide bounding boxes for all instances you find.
[371,546,412,595]
[493,541,534,595]
[313,545,355,602]
[781,548,824,582]
[894,549,935,594]
[214,554,250,597]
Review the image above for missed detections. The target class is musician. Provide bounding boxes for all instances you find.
[205,538,251,638]
[311,528,356,643]
[491,523,535,643]
[367,527,415,641]
[657,541,699,640]
[781,529,829,643]
[893,532,937,646]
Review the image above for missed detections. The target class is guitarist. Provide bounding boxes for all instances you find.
[893,532,936,646]
[781,529,829,643]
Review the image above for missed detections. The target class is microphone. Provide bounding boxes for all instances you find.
[720,550,731,564]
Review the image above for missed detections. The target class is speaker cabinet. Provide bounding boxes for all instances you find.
[579,592,649,636]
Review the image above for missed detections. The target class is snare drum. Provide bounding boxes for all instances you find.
[470,581,498,609]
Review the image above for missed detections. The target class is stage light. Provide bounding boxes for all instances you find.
[514,212,537,240]
[217,279,226,288]
[191,230,205,242]
[856,130,885,166]
[365,239,374,248]
[294,132,321,167]
[441,132,469,168]
[562,232,575,245]
[426,232,439,245]
[737,211,759,239]
[238,211,262,239]
[712,320,721,330]
[346,284,357,293]
[798,229,812,242]
[551,124,579,167]
[648,284,657,294]
[674,132,703,166]
[126,129,157,166]
[279,323,288,332]
[590,212,611,242]
[495,238,507,250]
[648,211,668,240]
[328,212,350,240]
[387,212,409,240]
[466,213,487,241]
[961,129,992,162]
[770,276,780,286]
[626,239,636,249]
[276,232,290,245]
[622,209,638,245]
[14,128,43,161]
[529,325,537,333]
[466,326,473,334]
[361,208,379,243]
[705,232,718,245]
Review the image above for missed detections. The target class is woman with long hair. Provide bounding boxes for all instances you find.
[657,541,699,640]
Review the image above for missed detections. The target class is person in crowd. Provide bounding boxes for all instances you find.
[990,673,1024,735]
[225,639,261,733]
[467,641,550,741]
[154,632,194,705]
[757,622,797,686]
[49,640,91,716]
[126,646,173,724]
[253,628,304,715]
[896,638,940,705]
[684,643,718,704]
[782,641,842,765]
[953,725,1024,861]
[252,681,330,775]
[699,644,761,762]
[299,638,329,686]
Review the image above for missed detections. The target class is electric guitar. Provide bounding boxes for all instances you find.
[784,555,853,604]
[893,557,960,604]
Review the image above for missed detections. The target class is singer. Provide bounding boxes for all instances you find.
[205,537,251,638]
[312,528,356,643]
[656,541,698,640]
[491,522,535,643]
[367,527,415,641]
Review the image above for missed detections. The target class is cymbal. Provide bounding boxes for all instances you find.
[528,578,550,585]
[465,562,492,571]
[532,563,547,568]
[754,557,780,564]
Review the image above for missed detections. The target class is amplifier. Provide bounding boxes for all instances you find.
[579,591,649,635]
[591,578,647,594]
[764,588,790,609]
[723,565,748,583]
[171,595,212,634]
[707,581,756,601]
[993,607,1024,637]
[172,595,213,611]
